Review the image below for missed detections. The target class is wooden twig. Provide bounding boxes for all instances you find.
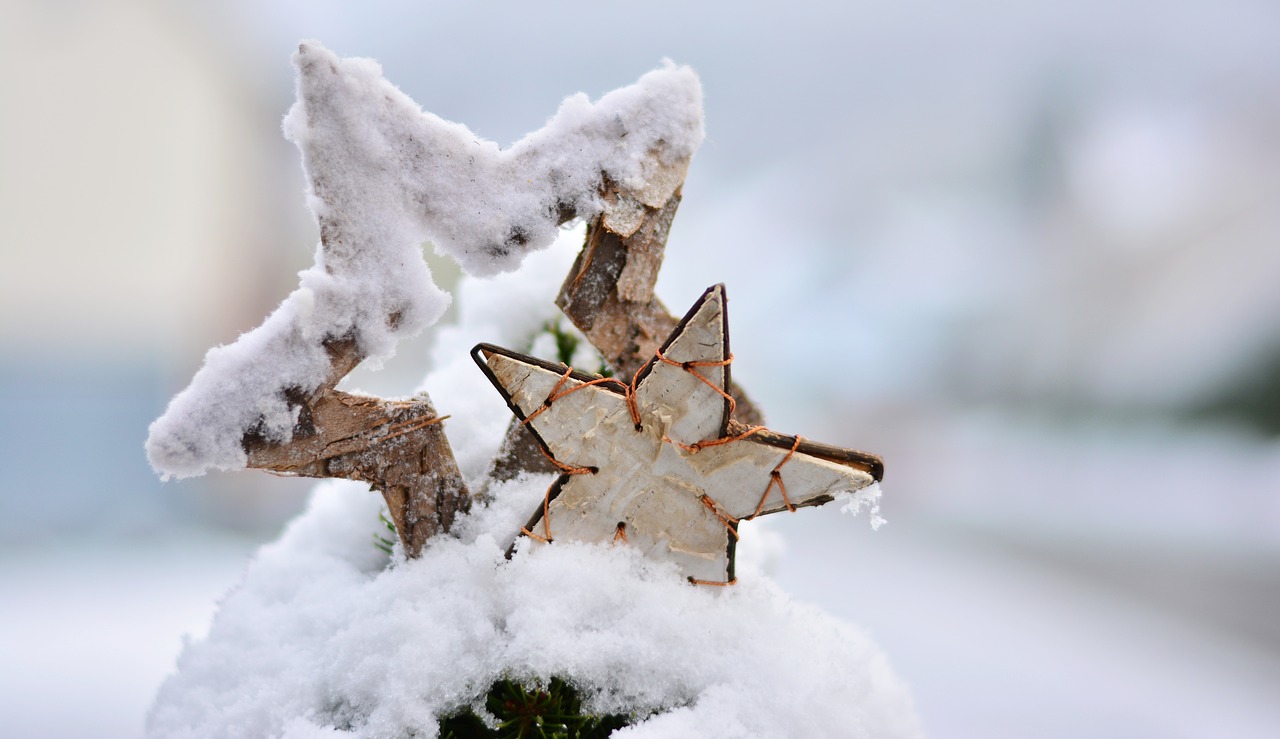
[558,189,682,381]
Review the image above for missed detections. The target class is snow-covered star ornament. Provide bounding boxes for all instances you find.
[473,285,884,585]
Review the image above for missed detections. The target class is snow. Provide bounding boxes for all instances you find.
[149,491,917,738]
[145,41,703,480]
[283,42,703,277]
[147,230,919,737]
[149,484,916,738]
[838,482,886,531]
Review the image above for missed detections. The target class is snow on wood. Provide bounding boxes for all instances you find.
[475,285,882,584]
[287,42,703,278]
[146,41,705,482]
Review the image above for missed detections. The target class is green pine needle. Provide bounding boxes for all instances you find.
[545,319,580,367]
[543,318,612,378]
[373,510,398,555]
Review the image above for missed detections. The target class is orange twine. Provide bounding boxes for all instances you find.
[655,347,737,417]
[379,414,450,442]
[688,577,738,587]
[522,366,624,427]
[664,424,766,454]
[749,435,802,519]
[523,477,557,543]
[624,361,646,431]
[535,443,595,477]
[520,526,551,544]
[700,494,740,540]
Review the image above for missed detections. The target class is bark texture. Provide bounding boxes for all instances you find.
[243,341,470,557]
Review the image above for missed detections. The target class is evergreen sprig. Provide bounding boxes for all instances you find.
[439,677,630,739]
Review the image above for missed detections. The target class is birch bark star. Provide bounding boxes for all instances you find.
[474,284,884,585]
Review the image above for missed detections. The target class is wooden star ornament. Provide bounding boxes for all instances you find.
[473,284,884,585]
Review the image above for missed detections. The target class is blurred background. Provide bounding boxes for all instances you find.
[3,0,1279,736]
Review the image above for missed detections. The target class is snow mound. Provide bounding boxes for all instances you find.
[147,480,918,739]
[145,41,704,479]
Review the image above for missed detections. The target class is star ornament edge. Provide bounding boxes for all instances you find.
[471,284,884,585]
